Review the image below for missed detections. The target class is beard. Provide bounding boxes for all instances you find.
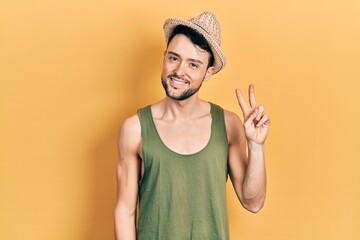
[161,74,204,101]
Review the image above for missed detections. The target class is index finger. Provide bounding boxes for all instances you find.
[249,84,257,108]
[235,88,249,114]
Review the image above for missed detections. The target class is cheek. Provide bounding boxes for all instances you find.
[162,61,174,73]
[161,62,169,75]
[191,68,207,79]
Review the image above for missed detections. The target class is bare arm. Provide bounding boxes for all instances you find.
[227,85,270,213]
[114,115,142,240]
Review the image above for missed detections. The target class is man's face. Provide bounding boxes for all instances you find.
[161,34,214,101]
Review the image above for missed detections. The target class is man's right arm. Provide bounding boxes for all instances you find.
[114,115,142,240]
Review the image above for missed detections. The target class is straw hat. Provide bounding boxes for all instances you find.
[163,11,226,74]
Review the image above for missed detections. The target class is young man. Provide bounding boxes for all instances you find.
[115,11,270,240]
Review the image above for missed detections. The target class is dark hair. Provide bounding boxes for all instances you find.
[167,25,214,68]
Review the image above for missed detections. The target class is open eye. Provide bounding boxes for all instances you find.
[189,62,199,69]
[168,56,179,62]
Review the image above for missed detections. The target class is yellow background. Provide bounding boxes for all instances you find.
[1,0,359,239]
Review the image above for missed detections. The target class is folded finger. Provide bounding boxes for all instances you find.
[256,114,270,128]
[256,105,265,121]
[244,108,258,128]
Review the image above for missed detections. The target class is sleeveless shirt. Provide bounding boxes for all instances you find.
[137,103,229,240]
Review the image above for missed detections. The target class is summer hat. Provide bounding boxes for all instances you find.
[163,11,226,74]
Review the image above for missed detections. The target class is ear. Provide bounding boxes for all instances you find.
[203,66,215,82]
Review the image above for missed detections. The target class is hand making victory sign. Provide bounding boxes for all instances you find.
[235,85,270,144]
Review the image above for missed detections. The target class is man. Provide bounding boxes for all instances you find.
[115,11,270,240]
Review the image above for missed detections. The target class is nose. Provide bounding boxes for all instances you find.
[175,61,186,76]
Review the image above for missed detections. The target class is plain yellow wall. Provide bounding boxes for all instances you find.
[1,0,359,239]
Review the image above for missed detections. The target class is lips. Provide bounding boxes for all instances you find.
[169,76,189,89]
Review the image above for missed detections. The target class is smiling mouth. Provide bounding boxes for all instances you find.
[169,74,190,84]
[170,77,188,85]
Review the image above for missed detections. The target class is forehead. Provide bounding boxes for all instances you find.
[167,34,210,62]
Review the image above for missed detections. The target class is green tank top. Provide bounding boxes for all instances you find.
[137,103,229,240]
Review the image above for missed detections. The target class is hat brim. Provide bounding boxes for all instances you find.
[163,18,226,74]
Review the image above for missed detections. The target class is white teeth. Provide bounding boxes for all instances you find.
[174,79,185,84]
[171,77,187,84]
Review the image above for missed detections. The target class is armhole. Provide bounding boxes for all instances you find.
[211,103,229,145]
[136,107,148,187]
[214,105,230,178]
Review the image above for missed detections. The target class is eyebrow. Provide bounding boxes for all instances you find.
[167,51,204,65]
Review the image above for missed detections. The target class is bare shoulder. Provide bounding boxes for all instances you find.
[223,109,242,128]
[118,113,141,151]
[223,109,244,144]
[120,114,141,135]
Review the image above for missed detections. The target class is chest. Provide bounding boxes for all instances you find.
[153,115,212,155]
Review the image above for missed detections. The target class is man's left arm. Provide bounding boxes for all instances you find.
[226,85,270,213]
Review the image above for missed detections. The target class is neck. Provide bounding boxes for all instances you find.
[159,96,208,121]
